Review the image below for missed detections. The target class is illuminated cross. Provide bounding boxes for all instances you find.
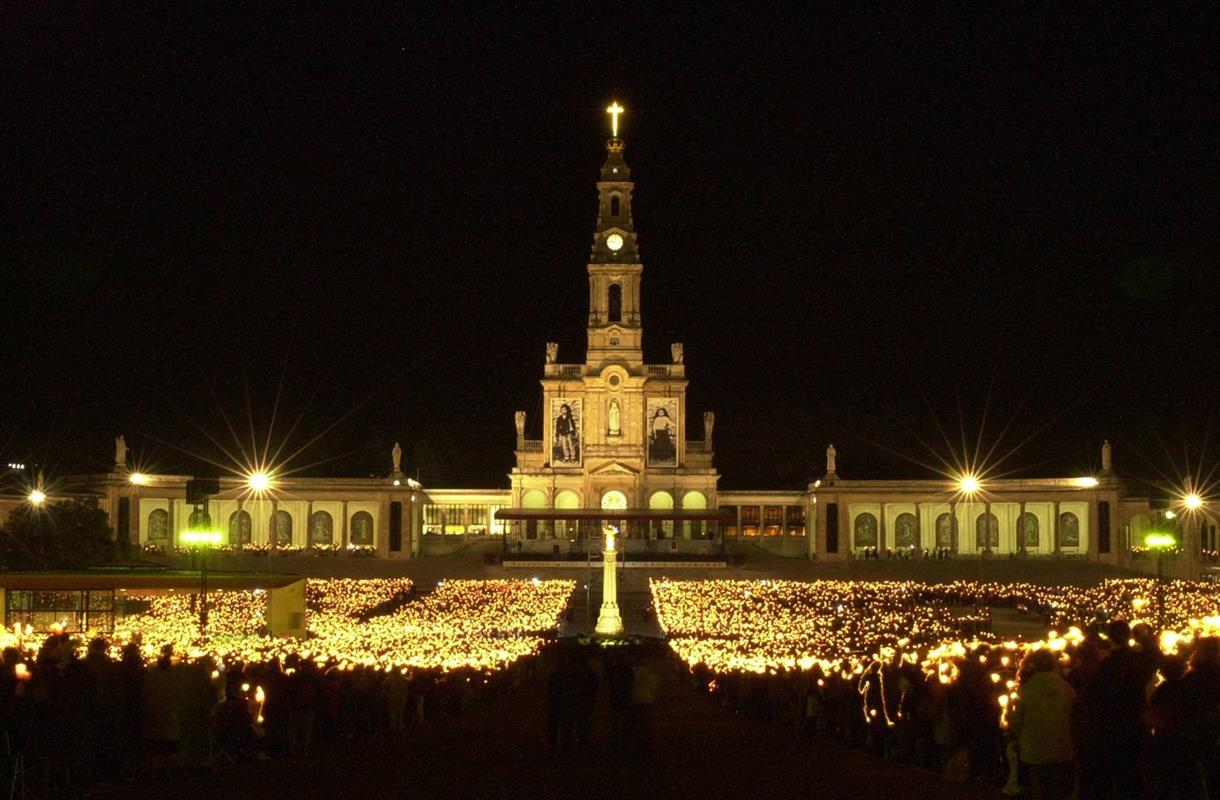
[606,101,624,137]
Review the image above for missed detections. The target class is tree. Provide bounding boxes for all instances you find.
[0,498,115,570]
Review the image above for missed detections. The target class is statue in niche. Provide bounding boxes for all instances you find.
[703,411,715,444]
[608,398,621,436]
[114,435,128,467]
[826,444,837,476]
[514,411,526,439]
[391,442,403,475]
[671,342,684,364]
[1101,439,1113,473]
[545,342,558,363]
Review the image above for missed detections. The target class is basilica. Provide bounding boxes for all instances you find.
[3,106,1213,572]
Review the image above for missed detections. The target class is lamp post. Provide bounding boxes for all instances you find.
[1145,532,1176,630]
[957,475,982,580]
[181,529,223,639]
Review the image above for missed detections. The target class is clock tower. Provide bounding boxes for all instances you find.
[508,101,719,550]
[586,113,643,369]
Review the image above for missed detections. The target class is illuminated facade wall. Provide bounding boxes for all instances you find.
[505,131,718,549]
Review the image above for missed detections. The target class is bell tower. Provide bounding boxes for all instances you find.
[587,101,644,368]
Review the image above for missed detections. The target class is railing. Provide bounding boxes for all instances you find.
[519,440,542,452]
[687,440,710,452]
[647,365,669,375]
[544,364,584,377]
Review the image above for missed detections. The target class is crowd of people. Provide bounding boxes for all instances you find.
[0,631,538,798]
[544,640,659,757]
[688,620,1220,800]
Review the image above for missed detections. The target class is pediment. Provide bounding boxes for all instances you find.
[588,461,641,476]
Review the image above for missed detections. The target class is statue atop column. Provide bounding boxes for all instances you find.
[825,444,838,478]
[114,435,128,469]
[545,342,558,363]
[671,342,684,364]
[703,411,715,446]
[1101,439,1113,475]
[391,442,403,477]
[595,523,624,636]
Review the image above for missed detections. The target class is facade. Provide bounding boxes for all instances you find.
[502,130,719,551]
[3,114,1215,573]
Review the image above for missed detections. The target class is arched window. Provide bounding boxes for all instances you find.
[521,490,547,540]
[350,511,375,546]
[310,511,334,546]
[649,491,674,539]
[1059,512,1080,548]
[975,512,999,549]
[601,490,628,510]
[935,513,953,548]
[553,491,580,537]
[683,491,707,539]
[1020,512,1039,548]
[228,510,252,545]
[147,508,169,541]
[608,283,622,323]
[853,513,878,548]
[610,195,621,216]
[894,512,917,548]
[271,510,293,546]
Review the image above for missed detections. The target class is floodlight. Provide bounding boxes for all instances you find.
[180,529,223,545]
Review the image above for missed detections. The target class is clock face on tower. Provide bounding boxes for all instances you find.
[605,233,623,251]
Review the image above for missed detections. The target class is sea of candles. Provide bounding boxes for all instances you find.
[652,577,1220,680]
[0,578,575,674]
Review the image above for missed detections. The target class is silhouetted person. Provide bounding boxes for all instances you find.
[607,654,634,753]
[1178,637,1220,798]
[1146,655,1204,800]
[1009,649,1075,800]
[142,645,182,777]
[1084,620,1154,800]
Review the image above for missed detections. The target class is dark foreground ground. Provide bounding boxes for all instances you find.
[92,645,1001,800]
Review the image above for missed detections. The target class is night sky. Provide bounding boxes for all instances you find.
[3,5,1217,491]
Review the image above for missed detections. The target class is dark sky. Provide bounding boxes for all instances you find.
[3,4,1218,491]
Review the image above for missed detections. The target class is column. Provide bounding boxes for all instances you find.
[305,500,313,548]
[169,499,178,549]
[914,502,922,556]
[878,503,887,554]
[984,500,992,554]
[950,500,958,553]
[1053,501,1061,555]
[410,494,421,559]
[1018,500,1027,556]
[807,498,817,559]
[341,500,349,547]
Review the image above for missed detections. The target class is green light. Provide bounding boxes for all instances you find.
[1144,533,1176,549]
[180,529,222,545]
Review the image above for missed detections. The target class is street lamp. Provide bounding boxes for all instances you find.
[181,528,223,639]
[1145,532,1177,630]
[957,474,984,577]
[28,489,46,506]
[246,471,272,493]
